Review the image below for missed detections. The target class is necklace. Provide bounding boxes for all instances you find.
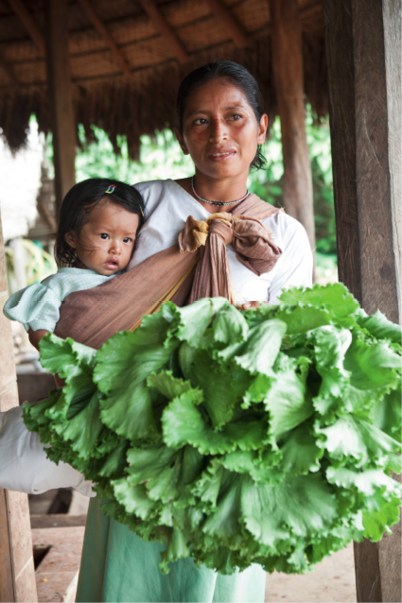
[191,176,250,206]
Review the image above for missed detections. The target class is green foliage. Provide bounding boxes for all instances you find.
[6,240,57,288]
[74,127,194,184]
[24,285,401,575]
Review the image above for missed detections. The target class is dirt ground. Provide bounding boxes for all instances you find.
[265,543,356,603]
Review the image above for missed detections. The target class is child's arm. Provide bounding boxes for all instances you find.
[28,328,49,351]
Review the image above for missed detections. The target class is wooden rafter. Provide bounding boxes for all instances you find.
[77,0,132,78]
[205,0,248,48]
[138,0,188,64]
[8,0,45,55]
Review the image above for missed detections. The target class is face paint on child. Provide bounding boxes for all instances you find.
[65,198,140,276]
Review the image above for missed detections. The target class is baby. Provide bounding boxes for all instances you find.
[1,177,144,496]
[4,177,144,348]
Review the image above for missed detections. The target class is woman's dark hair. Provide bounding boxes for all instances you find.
[177,61,267,170]
[55,178,144,267]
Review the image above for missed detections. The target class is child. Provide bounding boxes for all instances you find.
[0,178,144,496]
[4,178,144,349]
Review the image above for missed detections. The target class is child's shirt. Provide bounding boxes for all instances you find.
[3,267,119,332]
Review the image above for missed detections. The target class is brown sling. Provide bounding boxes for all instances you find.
[54,193,282,349]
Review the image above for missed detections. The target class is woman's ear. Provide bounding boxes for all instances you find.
[173,126,189,155]
[257,114,269,144]
[65,231,76,248]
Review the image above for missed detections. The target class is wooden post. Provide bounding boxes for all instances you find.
[45,0,76,217]
[323,0,401,601]
[0,213,37,602]
[269,0,315,253]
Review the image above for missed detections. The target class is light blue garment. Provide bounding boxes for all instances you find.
[76,498,267,603]
[3,267,119,332]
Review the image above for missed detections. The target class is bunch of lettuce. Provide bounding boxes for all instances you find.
[23,284,402,575]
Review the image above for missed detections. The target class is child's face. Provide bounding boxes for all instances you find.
[66,199,140,275]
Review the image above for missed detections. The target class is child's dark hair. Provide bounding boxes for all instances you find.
[55,178,144,267]
[177,61,267,170]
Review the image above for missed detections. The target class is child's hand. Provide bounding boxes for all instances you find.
[28,329,50,350]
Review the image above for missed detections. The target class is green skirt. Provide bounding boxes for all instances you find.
[76,498,266,603]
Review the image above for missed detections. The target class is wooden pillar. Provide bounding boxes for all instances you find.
[323,0,401,601]
[269,0,315,253]
[0,213,37,602]
[45,0,76,217]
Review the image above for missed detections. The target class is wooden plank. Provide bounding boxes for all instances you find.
[322,0,401,600]
[0,490,14,603]
[382,0,401,321]
[6,492,37,602]
[32,527,85,603]
[269,0,315,253]
[45,0,76,217]
[139,0,188,64]
[31,527,85,546]
[77,0,132,78]
[30,514,87,529]
[0,204,37,603]
[205,0,248,48]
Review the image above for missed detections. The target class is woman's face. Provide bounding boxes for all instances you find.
[176,78,267,182]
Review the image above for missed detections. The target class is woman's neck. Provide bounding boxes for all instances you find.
[175,173,249,214]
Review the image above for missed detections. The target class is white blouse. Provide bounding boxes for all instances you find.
[130,179,313,302]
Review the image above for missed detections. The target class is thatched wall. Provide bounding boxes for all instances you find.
[0,0,327,157]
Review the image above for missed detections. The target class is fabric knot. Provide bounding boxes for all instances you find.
[178,210,282,304]
[178,212,234,251]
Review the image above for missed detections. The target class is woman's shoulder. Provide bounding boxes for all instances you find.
[133,179,174,206]
[133,179,170,195]
[133,179,189,219]
[263,209,310,249]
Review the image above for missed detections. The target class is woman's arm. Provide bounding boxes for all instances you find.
[268,216,313,303]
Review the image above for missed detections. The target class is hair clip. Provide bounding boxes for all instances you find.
[105,184,117,194]
[139,204,144,216]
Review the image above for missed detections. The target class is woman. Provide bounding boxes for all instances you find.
[74,61,312,603]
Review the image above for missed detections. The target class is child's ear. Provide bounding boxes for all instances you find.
[65,231,76,248]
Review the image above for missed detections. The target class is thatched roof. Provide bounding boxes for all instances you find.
[0,0,326,157]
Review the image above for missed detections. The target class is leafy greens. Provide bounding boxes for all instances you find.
[23,283,402,575]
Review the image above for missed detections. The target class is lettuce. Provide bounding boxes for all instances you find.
[23,283,401,575]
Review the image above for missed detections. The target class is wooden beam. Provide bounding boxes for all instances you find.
[0,490,14,602]
[45,0,76,217]
[0,211,37,602]
[269,0,315,253]
[138,0,188,64]
[8,0,45,55]
[205,0,248,48]
[77,0,132,78]
[30,514,87,529]
[323,0,401,598]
